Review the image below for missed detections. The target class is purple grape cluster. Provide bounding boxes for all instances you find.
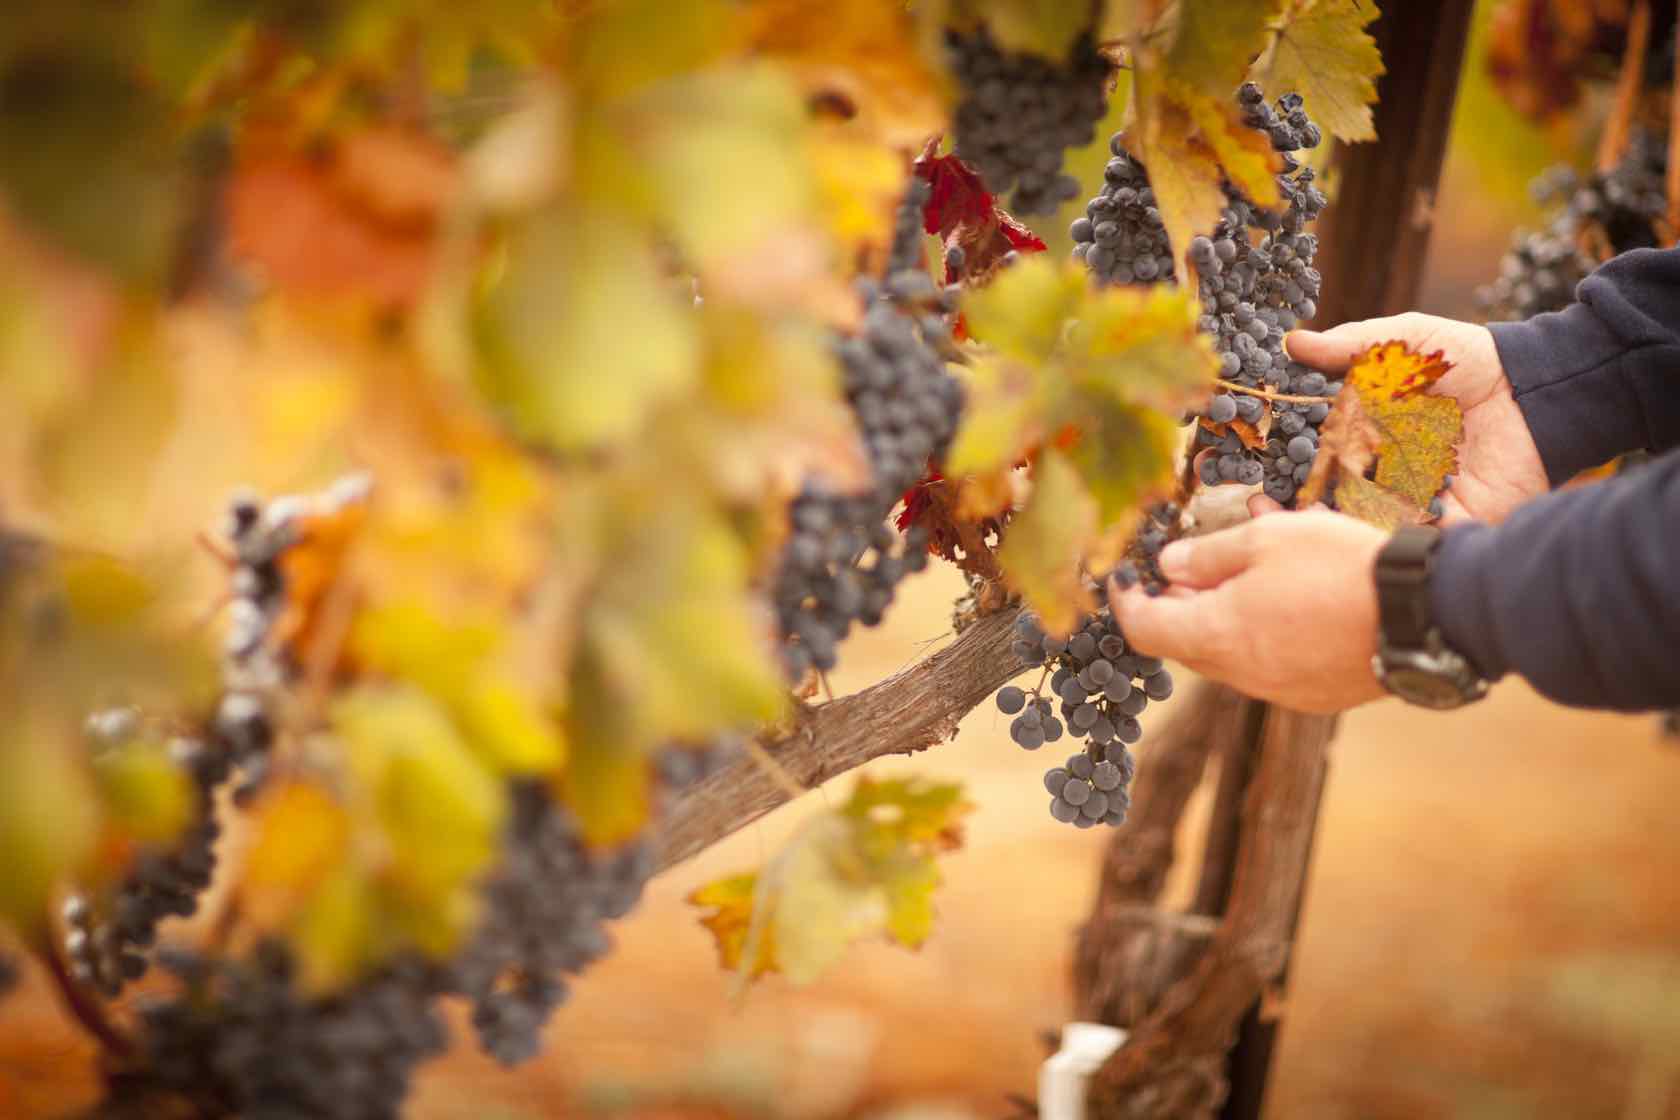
[998,606,1173,828]
[1477,130,1666,321]
[774,177,962,678]
[945,24,1109,215]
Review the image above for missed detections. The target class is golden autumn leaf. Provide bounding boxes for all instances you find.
[688,775,970,986]
[996,450,1097,636]
[1252,0,1384,143]
[1169,0,1289,96]
[1333,470,1425,532]
[746,0,949,149]
[1301,341,1462,524]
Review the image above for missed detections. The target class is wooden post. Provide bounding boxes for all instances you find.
[1222,7,1476,1117]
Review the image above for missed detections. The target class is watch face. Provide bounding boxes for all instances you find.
[1384,666,1470,710]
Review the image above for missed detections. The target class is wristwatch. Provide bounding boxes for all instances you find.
[1371,525,1489,709]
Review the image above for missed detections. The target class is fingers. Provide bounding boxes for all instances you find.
[1154,523,1257,589]
[1435,489,1473,526]
[1284,313,1436,374]
[1107,582,1228,665]
[1247,493,1286,518]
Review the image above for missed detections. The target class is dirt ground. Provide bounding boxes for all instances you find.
[3,561,1677,1120]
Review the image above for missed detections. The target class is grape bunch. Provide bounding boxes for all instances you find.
[1477,130,1667,321]
[117,942,450,1120]
[774,178,964,678]
[1111,500,1182,596]
[1072,84,1336,508]
[449,780,656,1066]
[945,24,1109,215]
[63,716,226,996]
[997,606,1173,828]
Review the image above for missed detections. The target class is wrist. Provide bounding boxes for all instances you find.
[1371,525,1489,708]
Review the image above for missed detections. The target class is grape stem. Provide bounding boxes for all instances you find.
[1212,378,1337,405]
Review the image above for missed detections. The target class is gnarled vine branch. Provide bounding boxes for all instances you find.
[657,605,1025,870]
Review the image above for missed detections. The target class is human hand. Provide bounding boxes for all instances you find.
[1286,313,1548,523]
[1108,508,1389,713]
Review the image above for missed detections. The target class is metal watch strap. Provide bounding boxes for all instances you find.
[1374,524,1440,650]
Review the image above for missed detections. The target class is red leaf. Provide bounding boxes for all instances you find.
[912,141,1046,285]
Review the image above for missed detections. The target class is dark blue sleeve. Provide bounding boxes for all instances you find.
[1488,246,1680,484]
[1430,451,1680,710]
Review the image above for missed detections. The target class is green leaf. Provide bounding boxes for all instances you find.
[1168,0,1286,95]
[996,450,1097,636]
[688,774,970,986]
[574,485,786,757]
[962,0,1094,59]
[91,737,193,846]
[476,207,700,453]
[1252,0,1384,143]
[348,602,564,777]
[0,728,96,934]
[630,66,814,267]
[330,685,507,959]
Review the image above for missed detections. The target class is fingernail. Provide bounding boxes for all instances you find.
[1158,539,1192,580]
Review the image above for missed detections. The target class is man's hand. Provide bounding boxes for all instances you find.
[1286,313,1549,523]
[1109,509,1389,714]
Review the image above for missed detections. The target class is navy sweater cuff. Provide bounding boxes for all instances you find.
[1489,306,1652,485]
[1429,522,1509,684]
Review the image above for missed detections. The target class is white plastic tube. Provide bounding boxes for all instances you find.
[1038,1022,1129,1120]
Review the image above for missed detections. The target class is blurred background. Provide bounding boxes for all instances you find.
[4,2,1679,1119]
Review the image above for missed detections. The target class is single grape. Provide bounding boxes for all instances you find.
[996,685,1026,714]
[1062,778,1093,807]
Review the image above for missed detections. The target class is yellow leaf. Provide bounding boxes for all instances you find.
[689,773,968,986]
[631,66,814,268]
[841,775,972,856]
[747,0,950,149]
[1347,342,1461,508]
[770,815,890,985]
[0,727,96,934]
[688,872,777,977]
[1065,399,1181,526]
[569,0,737,100]
[1252,0,1384,143]
[1168,0,1288,95]
[1333,469,1425,531]
[90,738,192,846]
[997,450,1097,636]
[476,207,700,452]
[561,686,654,847]
[963,0,1094,59]
[1171,79,1281,210]
[1303,342,1462,523]
[330,686,506,957]
[1132,68,1234,282]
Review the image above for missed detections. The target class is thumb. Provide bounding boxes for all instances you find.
[1156,523,1259,589]
[1285,314,1429,374]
